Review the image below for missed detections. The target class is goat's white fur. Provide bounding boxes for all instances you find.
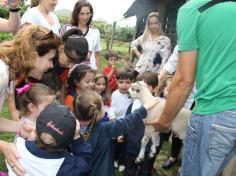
[128,81,191,163]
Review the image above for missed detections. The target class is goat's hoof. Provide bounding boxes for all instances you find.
[148,153,156,159]
[135,158,143,164]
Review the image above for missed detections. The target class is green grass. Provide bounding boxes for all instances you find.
[100,40,132,69]
[0,106,15,172]
[101,39,130,53]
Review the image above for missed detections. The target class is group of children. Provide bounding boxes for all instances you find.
[5,39,175,176]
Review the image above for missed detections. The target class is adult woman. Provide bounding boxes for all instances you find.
[8,27,89,121]
[0,0,20,33]
[0,25,61,175]
[21,0,60,34]
[62,0,101,70]
[57,27,89,71]
[131,12,171,77]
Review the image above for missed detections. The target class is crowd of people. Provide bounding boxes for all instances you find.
[0,0,235,176]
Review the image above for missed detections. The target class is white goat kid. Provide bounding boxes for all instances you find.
[128,81,191,163]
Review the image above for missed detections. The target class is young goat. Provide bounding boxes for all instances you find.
[128,81,191,163]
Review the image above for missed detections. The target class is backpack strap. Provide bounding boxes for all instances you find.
[198,0,236,13]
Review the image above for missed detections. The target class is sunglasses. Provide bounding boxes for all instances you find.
[33,29,54,41]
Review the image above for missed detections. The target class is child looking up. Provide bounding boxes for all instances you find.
[110,67,134,171]
[94,72,113,122]
[110,67,134,120]
[8,104,92,176]
[103,50,118,92]
[65,64,95,110]
[73,90,157,176]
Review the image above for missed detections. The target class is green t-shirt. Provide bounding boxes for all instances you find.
[177,0,236,115]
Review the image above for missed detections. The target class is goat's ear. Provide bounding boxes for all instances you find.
[140,81,146,87]
[136,81,142,86]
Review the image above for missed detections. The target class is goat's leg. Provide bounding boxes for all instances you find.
[149,132,160,159]
[135,135,150,163]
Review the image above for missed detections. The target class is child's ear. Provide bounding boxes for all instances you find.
[27,103,36,113]
[59,45,64,53]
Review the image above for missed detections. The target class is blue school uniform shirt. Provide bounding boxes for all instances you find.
[85,106,147,176]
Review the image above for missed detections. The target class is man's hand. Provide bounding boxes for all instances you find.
[144,115,171,133]
[1,141,25,176]
[117,135,124,143]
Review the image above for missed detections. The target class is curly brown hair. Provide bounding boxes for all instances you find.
[0,25,62,76]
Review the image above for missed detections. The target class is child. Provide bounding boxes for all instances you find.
[110,67,134,172]
[7,104,92,176]
[94,72,113,122]
[64,64,95,110]
[124,71,164,176]
[103,50,118,92]
[73,90,157,176]
[110,67,133,120]
[17,83,56,125]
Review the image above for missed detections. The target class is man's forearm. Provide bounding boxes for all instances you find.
[160,75,194,125]
[159,50,197,124]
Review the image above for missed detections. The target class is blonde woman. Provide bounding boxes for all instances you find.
[0,25,61,175]
[21,0,60,34]
[131,12,171,77]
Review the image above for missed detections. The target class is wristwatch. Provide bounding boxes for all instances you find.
[9,7,20,13]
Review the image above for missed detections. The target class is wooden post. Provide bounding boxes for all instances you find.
[109,21,116,50]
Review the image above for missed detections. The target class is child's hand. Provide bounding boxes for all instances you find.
[19,122,36,140]
[117,135,123,143]
[73,120,81,140]
[143,98,159,110]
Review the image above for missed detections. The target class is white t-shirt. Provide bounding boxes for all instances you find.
[111,90,133,119]
[0,59,9,112]
[85,27,101,70]
[21,7,61,35]
[163,45,196,109]
[7,137,65,176]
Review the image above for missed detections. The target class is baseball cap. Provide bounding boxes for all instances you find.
[36,104,76,149]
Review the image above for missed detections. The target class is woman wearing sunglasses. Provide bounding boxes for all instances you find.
[0,25,61,176]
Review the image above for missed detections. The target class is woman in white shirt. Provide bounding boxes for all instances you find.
[0,25,61,175]
[21,0,60,34]
[62,0,101,70]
